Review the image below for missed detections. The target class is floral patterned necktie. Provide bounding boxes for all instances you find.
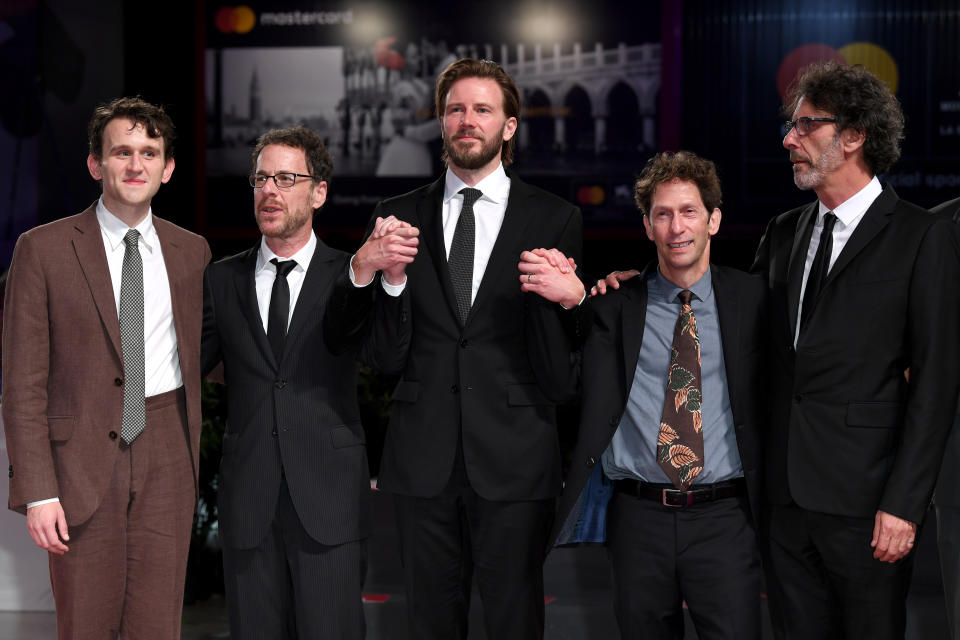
[656,289,704,490]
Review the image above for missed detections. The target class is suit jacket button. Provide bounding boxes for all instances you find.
[460,339,469,348]
[450,384,459,394]
[109,431,118,440]
[794,394,803,403]
[114,378,123,386]
[609,415,620,426]
[586,457,596,467]
[275,379,286,389]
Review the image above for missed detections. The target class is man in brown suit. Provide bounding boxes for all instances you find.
[2,97,210,639]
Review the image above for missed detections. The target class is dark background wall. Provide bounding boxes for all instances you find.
[2,0,958,275]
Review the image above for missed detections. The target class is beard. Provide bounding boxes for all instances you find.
[444,124,505,171]
[792,134,844,190]
[255,201,314,240]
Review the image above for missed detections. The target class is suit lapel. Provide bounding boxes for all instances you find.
[469,174,535,321]
[233,246,275,367]
[154,217,191,376]
[786,202,816,341]
[711,265,740,410]
[822,185,895,286]
[285,238,340,346]
[71,206,122,361]
[620,264,654,392]
[417,178,460,321]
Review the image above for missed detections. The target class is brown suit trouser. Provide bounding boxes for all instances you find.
[49,388,195,640]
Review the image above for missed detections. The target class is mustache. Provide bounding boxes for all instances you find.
[454,130,484,141]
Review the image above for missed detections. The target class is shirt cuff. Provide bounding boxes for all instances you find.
[381,276,406,297]
[348,254,375,288]
[27,497,60,509]
[560,290,587,310]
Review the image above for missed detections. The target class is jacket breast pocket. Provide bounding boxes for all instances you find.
[47,416,75,442]
[846,401,902,428]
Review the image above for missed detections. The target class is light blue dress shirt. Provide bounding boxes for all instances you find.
[602,268,743,484]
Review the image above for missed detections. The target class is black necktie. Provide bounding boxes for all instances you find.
[800,212,837,332]
[448,187,482,325]
[268,258,297,360]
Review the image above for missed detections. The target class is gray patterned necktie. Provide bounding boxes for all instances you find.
[448,187,482,325]
[119,229,146,444]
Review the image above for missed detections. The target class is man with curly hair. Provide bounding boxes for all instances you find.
[752,61,960,638]
[522,150,769,639]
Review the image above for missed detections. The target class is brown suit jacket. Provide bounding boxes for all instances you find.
[2,203,210,526]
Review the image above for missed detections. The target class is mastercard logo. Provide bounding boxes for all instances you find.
[215,6,256,34]
[777,42,898,100]
[576,185,606,207]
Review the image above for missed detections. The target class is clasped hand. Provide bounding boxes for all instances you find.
[517,248,584,309]
[353,215,419,285]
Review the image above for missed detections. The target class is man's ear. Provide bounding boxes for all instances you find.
[87,155,102,181]
[642,213,654,242]
[311,180,328,210]
[707,208,722,236]
[842,128,866,154]
[161,157,175,184]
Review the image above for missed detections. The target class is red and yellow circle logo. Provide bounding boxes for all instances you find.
[576,185,606,206]
[215,6,256,34]
[777,42,898,99]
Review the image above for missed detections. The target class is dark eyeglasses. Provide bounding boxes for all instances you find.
[781,116,837,137]
[248,172,317,189]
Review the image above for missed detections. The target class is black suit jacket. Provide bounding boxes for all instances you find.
[551,264,768,546]
[932,196,960,508]
[752,184,960,525]
[202,239,373,549]
[363,171,582,501]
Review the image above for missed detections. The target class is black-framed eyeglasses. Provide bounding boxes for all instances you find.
[781,116,838,137]
[248,172,318,189]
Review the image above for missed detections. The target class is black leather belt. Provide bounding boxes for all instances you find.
[613,478,746,507]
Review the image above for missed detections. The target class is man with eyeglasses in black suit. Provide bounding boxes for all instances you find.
[201,126,418,639]
[752,62,960,639]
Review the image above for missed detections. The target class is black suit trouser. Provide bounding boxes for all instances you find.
[767,503,913,640]
[936,413,960,640]
[606,489,762,640]
[221,476,366,640]
[392,449,554,640]
[937,504,960,640]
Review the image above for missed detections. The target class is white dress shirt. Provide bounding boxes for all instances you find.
[254,232,318,332]
[96,198,181,395]
[361,164,513,298]
[795,176,882,345]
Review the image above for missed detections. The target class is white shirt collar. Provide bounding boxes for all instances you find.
[443,163,511,205]
[95,196,158,253]
[256,231,318,275]
[818,176,882,226]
